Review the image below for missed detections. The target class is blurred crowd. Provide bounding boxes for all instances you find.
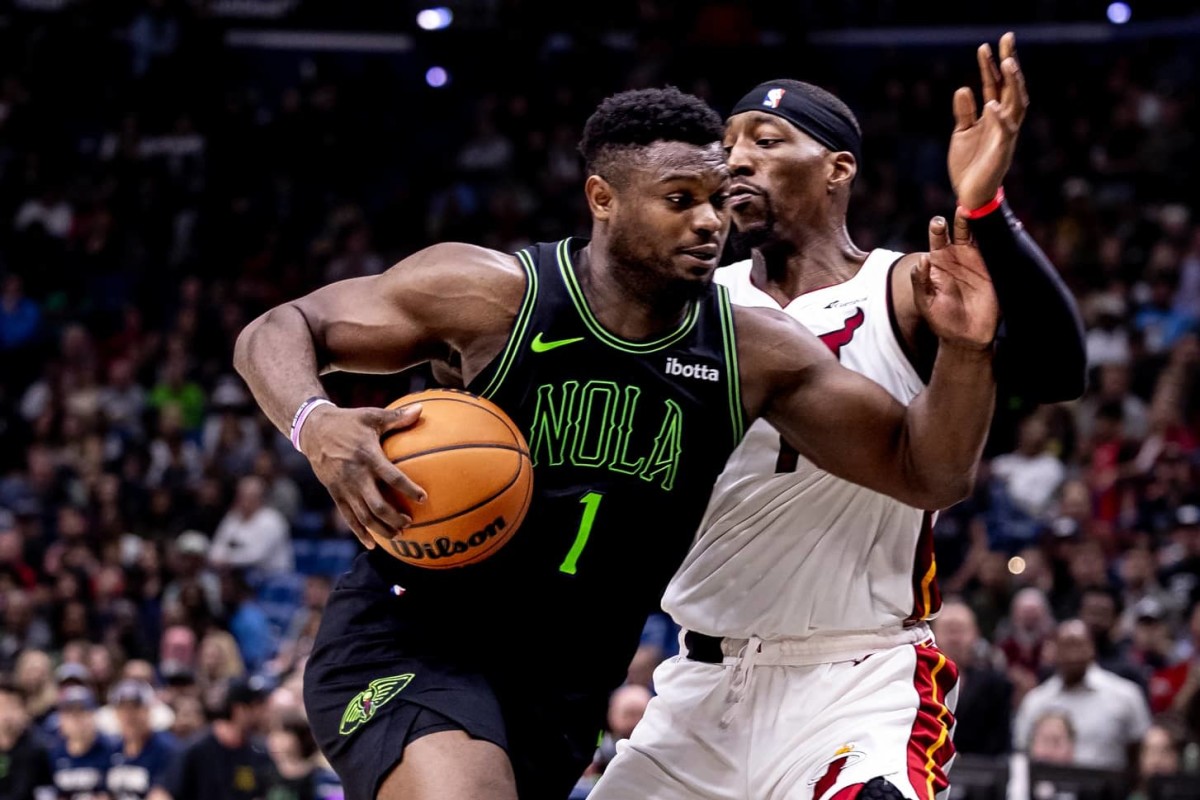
[1,2,1199,799]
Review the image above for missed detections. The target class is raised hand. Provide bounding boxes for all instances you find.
[948,31,1029,210]
[913,210,998,351]
[300,404,427,549]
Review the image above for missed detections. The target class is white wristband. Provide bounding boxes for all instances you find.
[290,397,334,452]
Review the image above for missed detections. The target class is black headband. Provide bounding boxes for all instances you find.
[730,82,862,164]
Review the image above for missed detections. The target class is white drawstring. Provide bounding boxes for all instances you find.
[719,635,762,729]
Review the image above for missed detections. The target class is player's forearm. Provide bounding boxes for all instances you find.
[233,303,329,435]
[973,201,1087,402]
[900,343,995,509]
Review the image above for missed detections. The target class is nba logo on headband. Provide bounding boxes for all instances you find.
[762,88,786,109]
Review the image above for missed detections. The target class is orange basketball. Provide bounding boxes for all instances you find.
[372,389,532,569]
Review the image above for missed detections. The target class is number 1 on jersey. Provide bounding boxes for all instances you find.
[559,491,604,575]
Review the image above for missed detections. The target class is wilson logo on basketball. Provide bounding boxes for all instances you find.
[388,516,508,562]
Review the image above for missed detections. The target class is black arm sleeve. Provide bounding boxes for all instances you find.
[971,200,1087,403]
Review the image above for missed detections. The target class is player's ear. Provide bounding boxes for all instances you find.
[828,152,857,192]
[585,174,616,221]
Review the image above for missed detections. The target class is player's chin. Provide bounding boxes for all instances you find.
[676,253,721,279]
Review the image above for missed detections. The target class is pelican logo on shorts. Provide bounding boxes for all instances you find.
[388,517,507,562]
[339,674,415,736]
[763,88,786,108]
[665,357,720,382]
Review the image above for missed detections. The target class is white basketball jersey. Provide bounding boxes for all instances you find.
[663,250,942,640]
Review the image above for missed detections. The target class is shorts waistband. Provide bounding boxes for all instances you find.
[684,624,934,667]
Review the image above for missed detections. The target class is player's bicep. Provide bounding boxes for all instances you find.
[295,243,514,374]
[739,307,910,495]
[765,358,911,490]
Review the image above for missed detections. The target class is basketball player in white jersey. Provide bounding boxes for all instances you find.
[589,34,1086,800]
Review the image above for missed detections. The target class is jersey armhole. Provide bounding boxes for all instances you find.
[884,256,933,383]
[717,285,746,446]
[475,248,539,399]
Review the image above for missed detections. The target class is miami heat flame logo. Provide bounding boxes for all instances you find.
[339,674,414,736]
[763,88,786,108]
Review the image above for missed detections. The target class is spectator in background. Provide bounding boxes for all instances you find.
[195,631,245,697]
[148,359,205,436]
[209,476,293,576]
[49,686,117,800]
[1161,504,1200,612]
[0,679,53,800]
[105,680,178,800]
[159,677,273,800]
[166,695,205,744]
[219,569,275,674]
[1076,363,1150,443]
[573,684,652,798]
[264,712,340,800]
[996,587,1056,701]
[13,650,57,729]
[1128,718,1187,800]
[161,532,221,621]
[1007,711,1078,800]
[1078,585,1146,688]
[932,600,1013,755]
[1083,293,1131,369]
[991,411,1067,521]
[267,575,328,680]
[96,666,175,739]
[1,589,53,671]
[1028,711,1076,765]
[1135,271,1197,357]
[0,274,41,354]
[1149,600,1200,714]
[251,450,301,524]
[1014,619,1151,769]
[98,358,147,443]
[1119,548,1174,636]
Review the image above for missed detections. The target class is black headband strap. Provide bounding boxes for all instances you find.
[730,83,861,164]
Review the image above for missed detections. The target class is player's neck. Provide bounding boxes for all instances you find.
[575,244,694,340]
[751,228,868,302]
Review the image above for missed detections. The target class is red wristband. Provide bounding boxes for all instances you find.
[959,187,1005,220]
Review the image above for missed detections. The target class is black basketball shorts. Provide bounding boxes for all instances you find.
[303,553,605,800]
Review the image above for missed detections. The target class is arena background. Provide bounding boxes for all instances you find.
[1,1,1199,798]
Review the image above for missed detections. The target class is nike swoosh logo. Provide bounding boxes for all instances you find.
[530,333,584,353]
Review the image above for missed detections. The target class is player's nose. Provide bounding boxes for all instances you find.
[693,202,724,236]
[725,138,754,175]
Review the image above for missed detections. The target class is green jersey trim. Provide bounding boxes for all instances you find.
[480,249,539,399]
[556,239,700,355]
[717,285,745,445]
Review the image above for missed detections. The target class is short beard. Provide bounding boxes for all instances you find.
[609,225,711,307]
[729,199,782,258]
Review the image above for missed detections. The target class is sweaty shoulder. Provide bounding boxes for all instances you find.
[387,242,528,382]
[731,303,833,420]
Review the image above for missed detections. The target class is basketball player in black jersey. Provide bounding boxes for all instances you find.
[235,87,1000,800]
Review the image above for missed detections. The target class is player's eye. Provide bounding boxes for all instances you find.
[756,138,782,147]
[712,193,730,209]
[666,193,693,208]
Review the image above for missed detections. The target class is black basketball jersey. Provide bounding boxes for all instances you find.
[364,237,745,687]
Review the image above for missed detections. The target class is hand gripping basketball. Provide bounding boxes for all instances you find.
[375,389,533,569]
[301,401,429,551]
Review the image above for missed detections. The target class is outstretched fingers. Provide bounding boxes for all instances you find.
[953,86,977,132]
[977,42,1001,104]
[929,216,950,251]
